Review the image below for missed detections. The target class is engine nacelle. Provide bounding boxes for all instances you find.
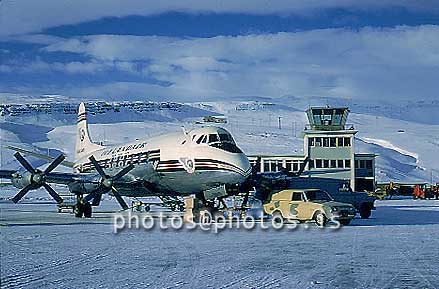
[68,182,100,195]
[11,172,33,189]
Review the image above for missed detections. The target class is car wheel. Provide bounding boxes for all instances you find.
[314,211,327,227]
[272,211,284,223]
[359,203,372,219]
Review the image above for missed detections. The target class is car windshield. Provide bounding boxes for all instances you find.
[304,190,332,202]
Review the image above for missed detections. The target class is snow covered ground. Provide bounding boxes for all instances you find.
[1,198,439,288]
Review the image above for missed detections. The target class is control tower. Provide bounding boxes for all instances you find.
[303,107,357,190]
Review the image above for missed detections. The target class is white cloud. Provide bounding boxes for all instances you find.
[35,25,439,102]
[1,59,145,75]
[1,0,438,36]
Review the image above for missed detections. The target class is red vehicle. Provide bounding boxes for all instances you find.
[413,184,425,199]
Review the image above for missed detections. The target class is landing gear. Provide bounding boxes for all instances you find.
[74,195,92,218]
[83,202,92,218]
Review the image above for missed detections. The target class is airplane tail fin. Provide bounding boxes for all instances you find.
[75,102,104,161]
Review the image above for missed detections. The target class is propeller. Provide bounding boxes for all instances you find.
[251,156,262,177]
[11,152,64,204]
[83,155,134,210]
[277,156,310,177]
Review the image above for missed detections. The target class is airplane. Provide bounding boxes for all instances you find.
[0,102,257,218]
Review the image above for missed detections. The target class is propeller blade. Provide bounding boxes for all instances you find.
[14,152,36,174]
[43,154,65,174]
[92,193,102,206]
[42,183,63,203]
[291,156,310,177]
[251,157,262,176]
[89,155,107,178]
[112,164,134,181]
[111,187,128,210]
[11,185,33,203]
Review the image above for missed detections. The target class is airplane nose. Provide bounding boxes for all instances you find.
[237,153,252,177]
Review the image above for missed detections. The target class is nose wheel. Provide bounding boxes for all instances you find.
[74,195,93,218]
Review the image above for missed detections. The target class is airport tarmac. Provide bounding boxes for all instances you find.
[1,198,439,288]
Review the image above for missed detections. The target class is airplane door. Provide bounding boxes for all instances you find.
[179,131,195,174]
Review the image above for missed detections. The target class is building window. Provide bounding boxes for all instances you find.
[345,159,351,168]
[330,137,336,147]
[323,159,329,168]
[277,160,283,171]
[323,137,330,147]
[315,137,322,147]
[308,160,314,169]
[360,160,366,168]
[263,161,270,172]
[271,160,278,172]
[316,159,322,168]
[355,160,359,168]
[293,161,299,171]
[337,137,344,147]
[285,160,292,172]
[338,160,344,168]
[309,137,315,147]
[366,160,373,169]
[344,137,351,146]
[330,160,337,168]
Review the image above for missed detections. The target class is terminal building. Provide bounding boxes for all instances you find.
[248,107,376,192]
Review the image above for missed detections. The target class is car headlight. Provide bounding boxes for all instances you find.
[331,207,339,212]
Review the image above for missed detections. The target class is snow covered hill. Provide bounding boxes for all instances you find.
[1,95,438,183]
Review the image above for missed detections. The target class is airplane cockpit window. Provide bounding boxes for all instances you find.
[209,134,220,143]
[196,135,208,144]
[218,133,234,143]
[208,132,242,153]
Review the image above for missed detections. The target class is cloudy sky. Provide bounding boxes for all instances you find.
[1,1,439,103]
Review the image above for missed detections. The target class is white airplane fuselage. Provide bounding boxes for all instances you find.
[74,126,252,197]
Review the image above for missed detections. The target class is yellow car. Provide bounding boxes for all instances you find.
[263,189,356,226]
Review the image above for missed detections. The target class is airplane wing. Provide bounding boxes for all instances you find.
[5,145,75,168]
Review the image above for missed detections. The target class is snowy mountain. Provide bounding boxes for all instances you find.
[1,94,438,183]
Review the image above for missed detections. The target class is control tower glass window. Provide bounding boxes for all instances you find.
[308,107,348,130]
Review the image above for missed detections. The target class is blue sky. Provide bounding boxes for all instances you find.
[1,1,439,103]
